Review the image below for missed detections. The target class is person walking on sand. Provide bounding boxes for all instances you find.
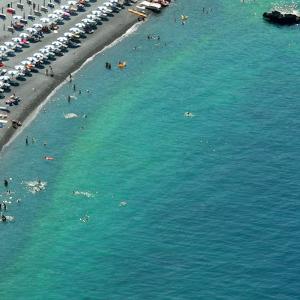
[73,84,76,91]
[68,95,71,103]
[45,68,49,76]
[50,66,54,77]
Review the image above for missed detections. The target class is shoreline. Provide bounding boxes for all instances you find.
[0,4,147,153]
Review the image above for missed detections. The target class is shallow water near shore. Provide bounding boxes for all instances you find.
[1,1,300,299]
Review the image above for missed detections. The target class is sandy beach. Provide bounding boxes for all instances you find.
[0,0,149,151]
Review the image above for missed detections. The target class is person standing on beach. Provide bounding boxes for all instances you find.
[45,68,49,76]
[25,136,29,145]
[49,66,54,77]
[73,84,76,91]
[4,179,8,189]
[68,95,71,103]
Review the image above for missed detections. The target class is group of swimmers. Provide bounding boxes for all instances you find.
[1,179,11,222]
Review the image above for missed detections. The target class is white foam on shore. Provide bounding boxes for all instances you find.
[1,21,144,153]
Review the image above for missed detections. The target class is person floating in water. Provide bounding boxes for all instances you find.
[1,214,7,222]
[105,62,112,70]
[0,202,7,211]
[80,213,89,223]
[4,179,8,189]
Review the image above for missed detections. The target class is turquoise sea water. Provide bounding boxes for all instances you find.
[1,1,300,299]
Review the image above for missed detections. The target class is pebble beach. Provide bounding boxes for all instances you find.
[0,0,150,151]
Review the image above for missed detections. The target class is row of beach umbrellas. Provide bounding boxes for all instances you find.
[0,0,122,91]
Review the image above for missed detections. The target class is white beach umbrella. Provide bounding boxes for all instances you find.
[104,7,113,13]
[12,37,22,43]
[27,56,38,63]
[60,5,70,11]
[57,37,68,43]
[33,52,45,59]
[40,17,50,23]
[45,45,56,50]
[4,42,15,48]
[0,46,8,52]
[8,70,19,77]
[21,60,32,66]
[53,9,64,16]
[0,76,10,81]
[33,23,43,29]
[86,14,97,19]
[0,69,7,75]
[48,14,59,20]
[39,49,54,57]
[52,41,64,48]
[69,27,80,32]
[14,65,25,71]
[98,6,112,13]
[19,33,29,39]
[75,23,86,28]
[13,15,22,20]
[39,48,49,54]
[26,27,38,33]
[82,19,96,25]
[45,45,60,54]
[64,32,74,38]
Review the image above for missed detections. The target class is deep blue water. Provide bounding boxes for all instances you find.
[0,1,300,299]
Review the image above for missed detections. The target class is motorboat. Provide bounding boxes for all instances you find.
[140,1,161,12]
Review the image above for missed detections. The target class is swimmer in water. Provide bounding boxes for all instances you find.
[80,213,89,223]
[184,112,194,118]
[119,201,128,207]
